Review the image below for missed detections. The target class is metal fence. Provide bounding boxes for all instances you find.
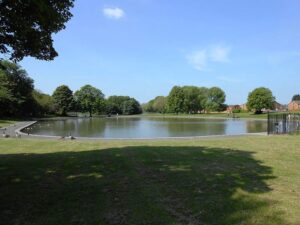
[268,112,300,135]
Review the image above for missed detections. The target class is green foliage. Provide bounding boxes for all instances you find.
[106,96,142,115]
[232,109,242,113]
[0,0,74,61]
[142,100,155,113]
[152,96,167,113]
[292,94,300,101]
[182,86,208,113]
[32,90,54,116]
[96,99,107,115]
[52,85,74,116]
[122,98,142,115]
[74,85,105,117]
[205,87,226,112]
[106,96,130,114]
[247,87,275,114]
[167,86,185,114]
[146,86,226,114]
[197,87,210,112]
[143,96,167,113]
[0,60,35,117]
[182,86,201,113]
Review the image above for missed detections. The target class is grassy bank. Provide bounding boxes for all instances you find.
[0,119,17,128]
[0,136,299,225]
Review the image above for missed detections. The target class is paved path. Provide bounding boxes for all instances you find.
[0,121,36,139]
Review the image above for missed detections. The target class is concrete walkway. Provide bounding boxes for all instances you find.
[0,121,36,139]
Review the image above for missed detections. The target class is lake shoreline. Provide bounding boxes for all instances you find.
[0,116,267,140]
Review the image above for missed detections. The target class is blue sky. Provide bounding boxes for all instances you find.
[20,0,300,104]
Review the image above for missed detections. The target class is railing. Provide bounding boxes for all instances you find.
[268,112,300,135]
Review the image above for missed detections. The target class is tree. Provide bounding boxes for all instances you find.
[205,87,226,112]
[74,85,105,117]
[142,99,155,113]
[105,96,142,115]
[0,60,35,116]
[143,96,168,113]
[32,90,54,116]
[247,87,275,114]
[152,96,167,113]
[106,96,130,115]
[167,86,185,114]
[292,94,300,101]
[122,98,142,115]
[105,101,121,115]
[182,86,207,114]
[198,87,209,113]
[0,0,74,61]
[52,85,74,116]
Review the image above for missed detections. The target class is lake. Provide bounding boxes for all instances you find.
[24,116,267,138]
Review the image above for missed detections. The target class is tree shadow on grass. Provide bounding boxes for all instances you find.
[0,146,285,225]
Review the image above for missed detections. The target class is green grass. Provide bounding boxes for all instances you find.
[0,119,17,128]
[141,112,268,119]
[0,136,299,225]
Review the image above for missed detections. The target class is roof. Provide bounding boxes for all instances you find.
[290,100,300,105]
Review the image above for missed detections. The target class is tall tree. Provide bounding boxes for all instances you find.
[52,85,74,116]
[247,87,275,114]
[198,87,209,113]
[167,86,185,114]
[142,99,155,113]
[292,94,300,101]
[32,90,54,116]
[106,96,130,115]
[152,96,167,113]
[143,96,167,113]
[0,60,35,116]
[74,85,104,117]
[0,0,74,61]
[205,87,226,112]
[122,98,142,115]
[182,86,204,114]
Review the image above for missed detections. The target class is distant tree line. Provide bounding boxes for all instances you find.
[143,86,226,114]
[0,60,142,117]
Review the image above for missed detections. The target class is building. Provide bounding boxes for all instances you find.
[288,101,300,111]
[240,103,248,111]
[239,102,286,112]
[226,105,241,113]
[274,102,287,111]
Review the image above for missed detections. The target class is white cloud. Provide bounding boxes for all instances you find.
[210,46,231,63]
[186,44,231,71]
[103,7,125,19]
[186,50,207,71]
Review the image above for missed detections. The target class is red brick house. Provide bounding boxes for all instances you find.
[274,102,287,111]
[240,103,248,111]
[288,101,300,111]
[226,105,241,113]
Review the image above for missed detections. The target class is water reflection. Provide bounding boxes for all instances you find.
[27,117,267,138]
[246,120,268,133]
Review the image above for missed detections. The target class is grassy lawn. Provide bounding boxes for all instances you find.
[0,120,18,128]
[141,112,268,119]
[0,136,299,225]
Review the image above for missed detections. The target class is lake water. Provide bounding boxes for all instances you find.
[24,116,267,138]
